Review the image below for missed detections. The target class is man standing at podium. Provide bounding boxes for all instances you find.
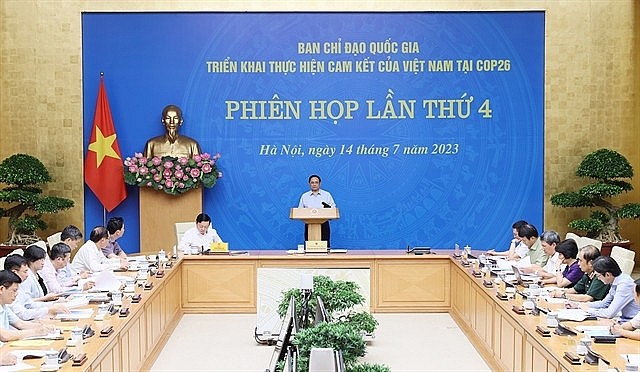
[298,175,336,248]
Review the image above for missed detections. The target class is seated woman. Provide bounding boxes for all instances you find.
[551,245,610,302]
[610,279,640,340]
[540,239,583,288]
[22,245,59,302]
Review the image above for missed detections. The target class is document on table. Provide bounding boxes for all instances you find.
[512,256,531,268]
[575,325,612,337]
[0,350,47,372]
[64,296,90,309]
[55,308,94,319]
[22,330,63,341]
[61,286,82,295]
[91,270,123,292]
[0,362,32,372]
[557,309,590,321]
[543,297,567,304]
[494,258,514,271]
[622,354,640,365]
[127,255,148,262]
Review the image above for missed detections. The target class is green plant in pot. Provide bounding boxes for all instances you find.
[276,275,389,372]
[550,148,640,242]
[0,153,75,245]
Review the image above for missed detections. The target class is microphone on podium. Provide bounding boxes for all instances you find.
[321,202,331,208]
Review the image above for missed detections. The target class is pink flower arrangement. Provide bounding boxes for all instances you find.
[124,152,222,196]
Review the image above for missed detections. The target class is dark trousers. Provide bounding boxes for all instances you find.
[304,221,331,248]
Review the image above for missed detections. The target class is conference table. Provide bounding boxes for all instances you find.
[1,250,636,371]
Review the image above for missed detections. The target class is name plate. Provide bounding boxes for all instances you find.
[305,240,328,253]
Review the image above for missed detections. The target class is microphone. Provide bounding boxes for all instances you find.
[321,202,331,208]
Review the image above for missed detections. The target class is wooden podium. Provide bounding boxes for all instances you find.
[139,187,202,255]
[289,207,340,244]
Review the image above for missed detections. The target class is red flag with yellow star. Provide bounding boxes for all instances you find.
[84,76,127,212]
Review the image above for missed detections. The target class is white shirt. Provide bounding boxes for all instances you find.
[71,240,121,273]
[298,189,336,209]
[630,310,640,330]
[0,304,20,346]
[57,263,79,288]
[10,285,49,321]
[21,270,44,299]
[514,242,529,259]
[40,258,63,294]
[542,252,562,273]
[178,227,222,252]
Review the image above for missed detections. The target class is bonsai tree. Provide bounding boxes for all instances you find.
[0,153,75,245]
[276,275,388,372]
[550,148,640,242]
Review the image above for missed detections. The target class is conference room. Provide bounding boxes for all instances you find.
[1,1,639,371]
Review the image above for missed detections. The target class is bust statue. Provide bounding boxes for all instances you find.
[143,104,202,158]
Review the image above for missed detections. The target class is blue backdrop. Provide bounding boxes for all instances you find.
[82,12,544,252]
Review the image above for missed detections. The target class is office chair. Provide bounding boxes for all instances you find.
[174,222,193,249]
[610,245,636,275]
[565,233,602,250]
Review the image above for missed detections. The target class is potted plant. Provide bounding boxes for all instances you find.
[276,275,389,372]
[550,148,640,251]
[0,153,75,245]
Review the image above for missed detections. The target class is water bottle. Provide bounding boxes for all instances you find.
[158,249,166,261]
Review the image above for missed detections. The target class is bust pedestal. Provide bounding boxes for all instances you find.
[139,187,202,255]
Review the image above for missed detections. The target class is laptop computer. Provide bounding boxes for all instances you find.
[511,265,539,287]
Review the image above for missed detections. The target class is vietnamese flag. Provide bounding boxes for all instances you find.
[84,75,127,212]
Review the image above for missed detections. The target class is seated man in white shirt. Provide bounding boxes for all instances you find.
[519,230,561,277]
[486,220,530,260]
[3,255,67,321]
[40,242,94,294]
[0,270,53,346]
[178,213,223,254]
[71,226,128,273]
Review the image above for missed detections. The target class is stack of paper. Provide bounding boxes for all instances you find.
[556,309,590,321]
[91,271,123,292]
[55,308,94,320]
[65,296,90,309]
